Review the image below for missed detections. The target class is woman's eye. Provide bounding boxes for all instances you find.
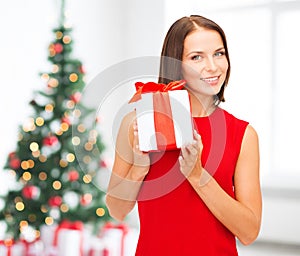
[214,51,225,57]
[191,55,202,61]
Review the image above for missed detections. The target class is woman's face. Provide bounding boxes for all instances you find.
[181,28,228,98]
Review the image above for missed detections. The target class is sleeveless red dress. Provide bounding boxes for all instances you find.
[135,107,249,256]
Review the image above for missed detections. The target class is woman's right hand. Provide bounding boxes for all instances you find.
[106,112,150,221]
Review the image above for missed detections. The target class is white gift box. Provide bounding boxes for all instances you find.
[40,221,83,256]
[87,236,106,256]
[40,224,58,256]
[95,222,139,256]
[40,224,57,249]
[134,90,194,152]
[56,229,82,256]
[100,223,128,256]
[22,240,44,256]
[0,241,24,256]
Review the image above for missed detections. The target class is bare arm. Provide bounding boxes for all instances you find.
[179,125,262,245]
[105,111,150,221]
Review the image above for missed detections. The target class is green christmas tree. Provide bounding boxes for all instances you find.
[0,1,111,240]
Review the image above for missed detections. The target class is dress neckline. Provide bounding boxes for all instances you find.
[192,106,220,119]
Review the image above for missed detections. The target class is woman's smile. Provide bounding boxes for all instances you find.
[200,75,221,86]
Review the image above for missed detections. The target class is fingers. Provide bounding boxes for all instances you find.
[194,129,202,147]
[179,130,202,177]
[132,120,141,153]
[133,119,138,132]
[132,119,150,167]
[182,142,198,156]
[181,130,202,158]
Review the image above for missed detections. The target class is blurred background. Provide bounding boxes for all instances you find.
[0,0,300,255]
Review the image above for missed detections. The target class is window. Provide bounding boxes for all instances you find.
[273,9,300,178]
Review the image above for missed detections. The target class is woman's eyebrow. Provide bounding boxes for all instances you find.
[186,47,225,56]
[215,47,225,52]
[185,50,204,57]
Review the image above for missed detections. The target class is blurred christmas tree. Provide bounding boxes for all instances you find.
[0,0,111,240]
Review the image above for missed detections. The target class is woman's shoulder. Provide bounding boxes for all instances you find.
[217,107,253,140]
[219,108,258,153]
[219,107,249,127]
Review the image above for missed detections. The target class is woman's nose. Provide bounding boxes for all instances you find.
[205,57,217,72]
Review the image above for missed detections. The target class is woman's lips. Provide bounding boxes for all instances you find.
[200,76,220,86]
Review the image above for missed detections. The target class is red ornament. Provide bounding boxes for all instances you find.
[54,43,63,54]
[22,185,40,200]
[9,158,21,169]
[48,196,62,207]
[96,116,102,123]
[79,65,85,74]
[68,170,79,182]
[9,152,17,159]
[70,92,81,103]
[61,117,71,125]
[8,152,21,169]
[43,135,59,146]
[80,194,92,206]
[100,159,108,168]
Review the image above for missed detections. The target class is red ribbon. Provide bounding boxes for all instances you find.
[153,92,177,150]
[21,240,30,256]
[53,220,84,256]
[0,239,14,256]
[20,238,40,256]
[128,79,186,103]
[88,248,109,256]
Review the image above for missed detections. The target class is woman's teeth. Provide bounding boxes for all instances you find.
[201,77,218,82]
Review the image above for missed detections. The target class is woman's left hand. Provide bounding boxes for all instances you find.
[179,130,203,180]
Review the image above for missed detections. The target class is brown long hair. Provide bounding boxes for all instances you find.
[158,15,231,103]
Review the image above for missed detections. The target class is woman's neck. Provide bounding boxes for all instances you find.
[188,92,216,117]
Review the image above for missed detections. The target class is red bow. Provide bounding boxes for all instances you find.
[128,79,186,103]
[102,222,129,234]
[53,220,84,246]
[0,239,14,256]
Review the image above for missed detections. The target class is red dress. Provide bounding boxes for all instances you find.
[135,107,249,256]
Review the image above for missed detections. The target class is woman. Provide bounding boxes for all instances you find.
[106,15,262,255]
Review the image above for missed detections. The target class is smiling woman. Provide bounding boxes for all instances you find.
[181,28,229,116]
[163,0,300,250]
[106,15,262,256]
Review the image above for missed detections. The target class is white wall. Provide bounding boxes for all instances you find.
[260,191,300,245]
[0,0,54,168]
[0,0,165,168]
[0,0,164,230]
